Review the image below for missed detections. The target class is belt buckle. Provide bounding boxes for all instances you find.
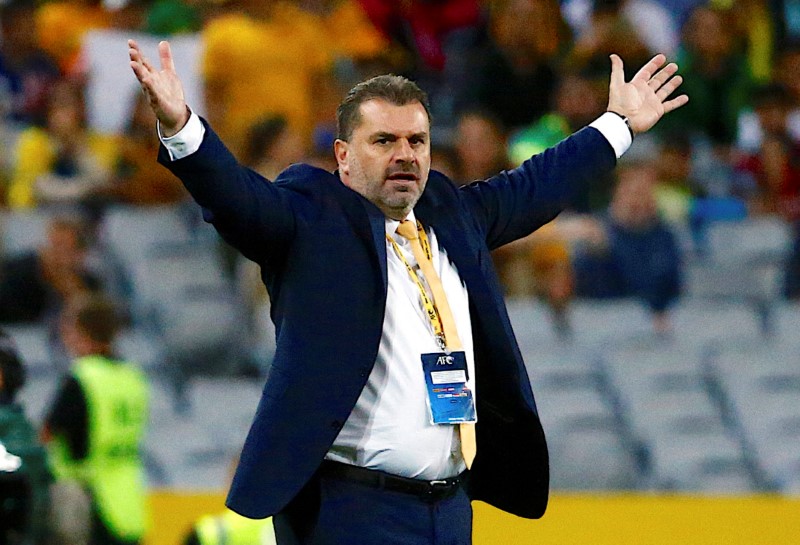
[426,479,455,501]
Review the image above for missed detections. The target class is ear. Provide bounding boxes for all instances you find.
[334,139,349,178]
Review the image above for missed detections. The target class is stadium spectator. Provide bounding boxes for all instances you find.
[0,215,100,325]
[735,84,800,218]
[450,108,510,185]
[469,0,569,132]
[572,161,683,334]
[565,0,661,81]
[200,0,387,158]
[656,5,755,147]
[561,0,681,61]
[734,83,800,299]
[6,79,118,214]
[508,68,611,212]
[738,42,800,153]
[0,0,60,126]
[493,221,576,336]
[34,0,111,77]
[449,107,576,330]
[652,131,697,226]
[0,329,51,545]
[242,115,309,181]
[357,0,483,73]
[508,70,606,164]
[356,0,487,135]
[42,294,149,545]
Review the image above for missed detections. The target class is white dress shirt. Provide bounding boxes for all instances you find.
[325,213,474,479]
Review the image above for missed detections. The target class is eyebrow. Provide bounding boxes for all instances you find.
[371,131,428,141]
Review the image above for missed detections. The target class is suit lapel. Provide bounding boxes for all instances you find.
[330,175,389,290]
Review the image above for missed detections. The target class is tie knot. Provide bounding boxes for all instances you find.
[396,220,418,241]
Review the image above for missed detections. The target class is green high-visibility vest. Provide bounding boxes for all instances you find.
[49,355,149,541]
[195,510,276,545]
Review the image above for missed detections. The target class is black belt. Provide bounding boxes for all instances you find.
[320,461,465,502]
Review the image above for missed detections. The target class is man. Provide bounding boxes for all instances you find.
[129,38,686,544]
[41,295,149,545]
[572,161,683,334]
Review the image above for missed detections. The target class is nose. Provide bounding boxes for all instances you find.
[394,139,415,163]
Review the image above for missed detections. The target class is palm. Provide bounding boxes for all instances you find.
[606,54,688,134]
[128,39,188,135]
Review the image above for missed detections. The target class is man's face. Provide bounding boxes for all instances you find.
[335,99,431,220]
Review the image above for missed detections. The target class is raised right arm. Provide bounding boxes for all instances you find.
[129,39,296,263]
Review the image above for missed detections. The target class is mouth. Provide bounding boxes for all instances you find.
[387,172,418,182]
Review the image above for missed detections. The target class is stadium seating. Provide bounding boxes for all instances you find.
[3,210,800,494]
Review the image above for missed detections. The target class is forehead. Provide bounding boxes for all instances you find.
[354,99,430,137]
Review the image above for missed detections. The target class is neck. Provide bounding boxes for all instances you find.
[379,204,412,221]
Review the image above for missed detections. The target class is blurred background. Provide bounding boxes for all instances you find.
[1,0,800,543]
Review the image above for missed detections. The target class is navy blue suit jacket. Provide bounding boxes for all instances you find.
[160,119,617,520]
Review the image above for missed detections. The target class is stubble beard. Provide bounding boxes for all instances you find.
[350,162,426,219]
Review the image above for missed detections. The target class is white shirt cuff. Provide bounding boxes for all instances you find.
[589,112,633,159]
[158,110,205,161]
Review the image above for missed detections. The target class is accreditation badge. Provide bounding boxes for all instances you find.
[421,351,477,425]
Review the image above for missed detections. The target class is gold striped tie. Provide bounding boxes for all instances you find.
[395,220,477,469]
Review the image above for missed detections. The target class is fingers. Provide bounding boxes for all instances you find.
[609,54,625,89]
[140,53,157,74]
[663,94,689,115]
[158,40,175,73]
[128,39,155,80]
[649,62,678,91]
[128,40,148,82]
[656,74,683,102]
[631,53,667,85]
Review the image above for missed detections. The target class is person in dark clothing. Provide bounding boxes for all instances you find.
[0,216,99,324]
[573,160,683,333]
[0,329,51,545]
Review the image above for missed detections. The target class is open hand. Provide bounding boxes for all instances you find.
[606,53,688,134]
[128,39,189,137]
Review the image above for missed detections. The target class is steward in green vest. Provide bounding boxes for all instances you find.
[184,510,276,545]
[43,295,150,545]
[0,329,51,545]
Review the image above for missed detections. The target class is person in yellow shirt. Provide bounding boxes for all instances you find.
[7,79,118,211]
[35,0,110,76]
[201,0,387,158]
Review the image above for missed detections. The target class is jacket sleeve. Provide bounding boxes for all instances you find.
[458,125,617,251]
[157,119,297,264]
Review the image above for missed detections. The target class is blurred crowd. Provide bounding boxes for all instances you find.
[3,2,800,542]
[1,0,800,350]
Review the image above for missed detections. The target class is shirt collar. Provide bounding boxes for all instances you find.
[384,210,417,237]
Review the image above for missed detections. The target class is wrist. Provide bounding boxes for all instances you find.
[160,106,191,138]
[606,110,635,140]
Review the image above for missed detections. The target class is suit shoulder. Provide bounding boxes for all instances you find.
[273,163,354,199]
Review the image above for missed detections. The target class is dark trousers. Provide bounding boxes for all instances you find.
[274,467,473,545]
